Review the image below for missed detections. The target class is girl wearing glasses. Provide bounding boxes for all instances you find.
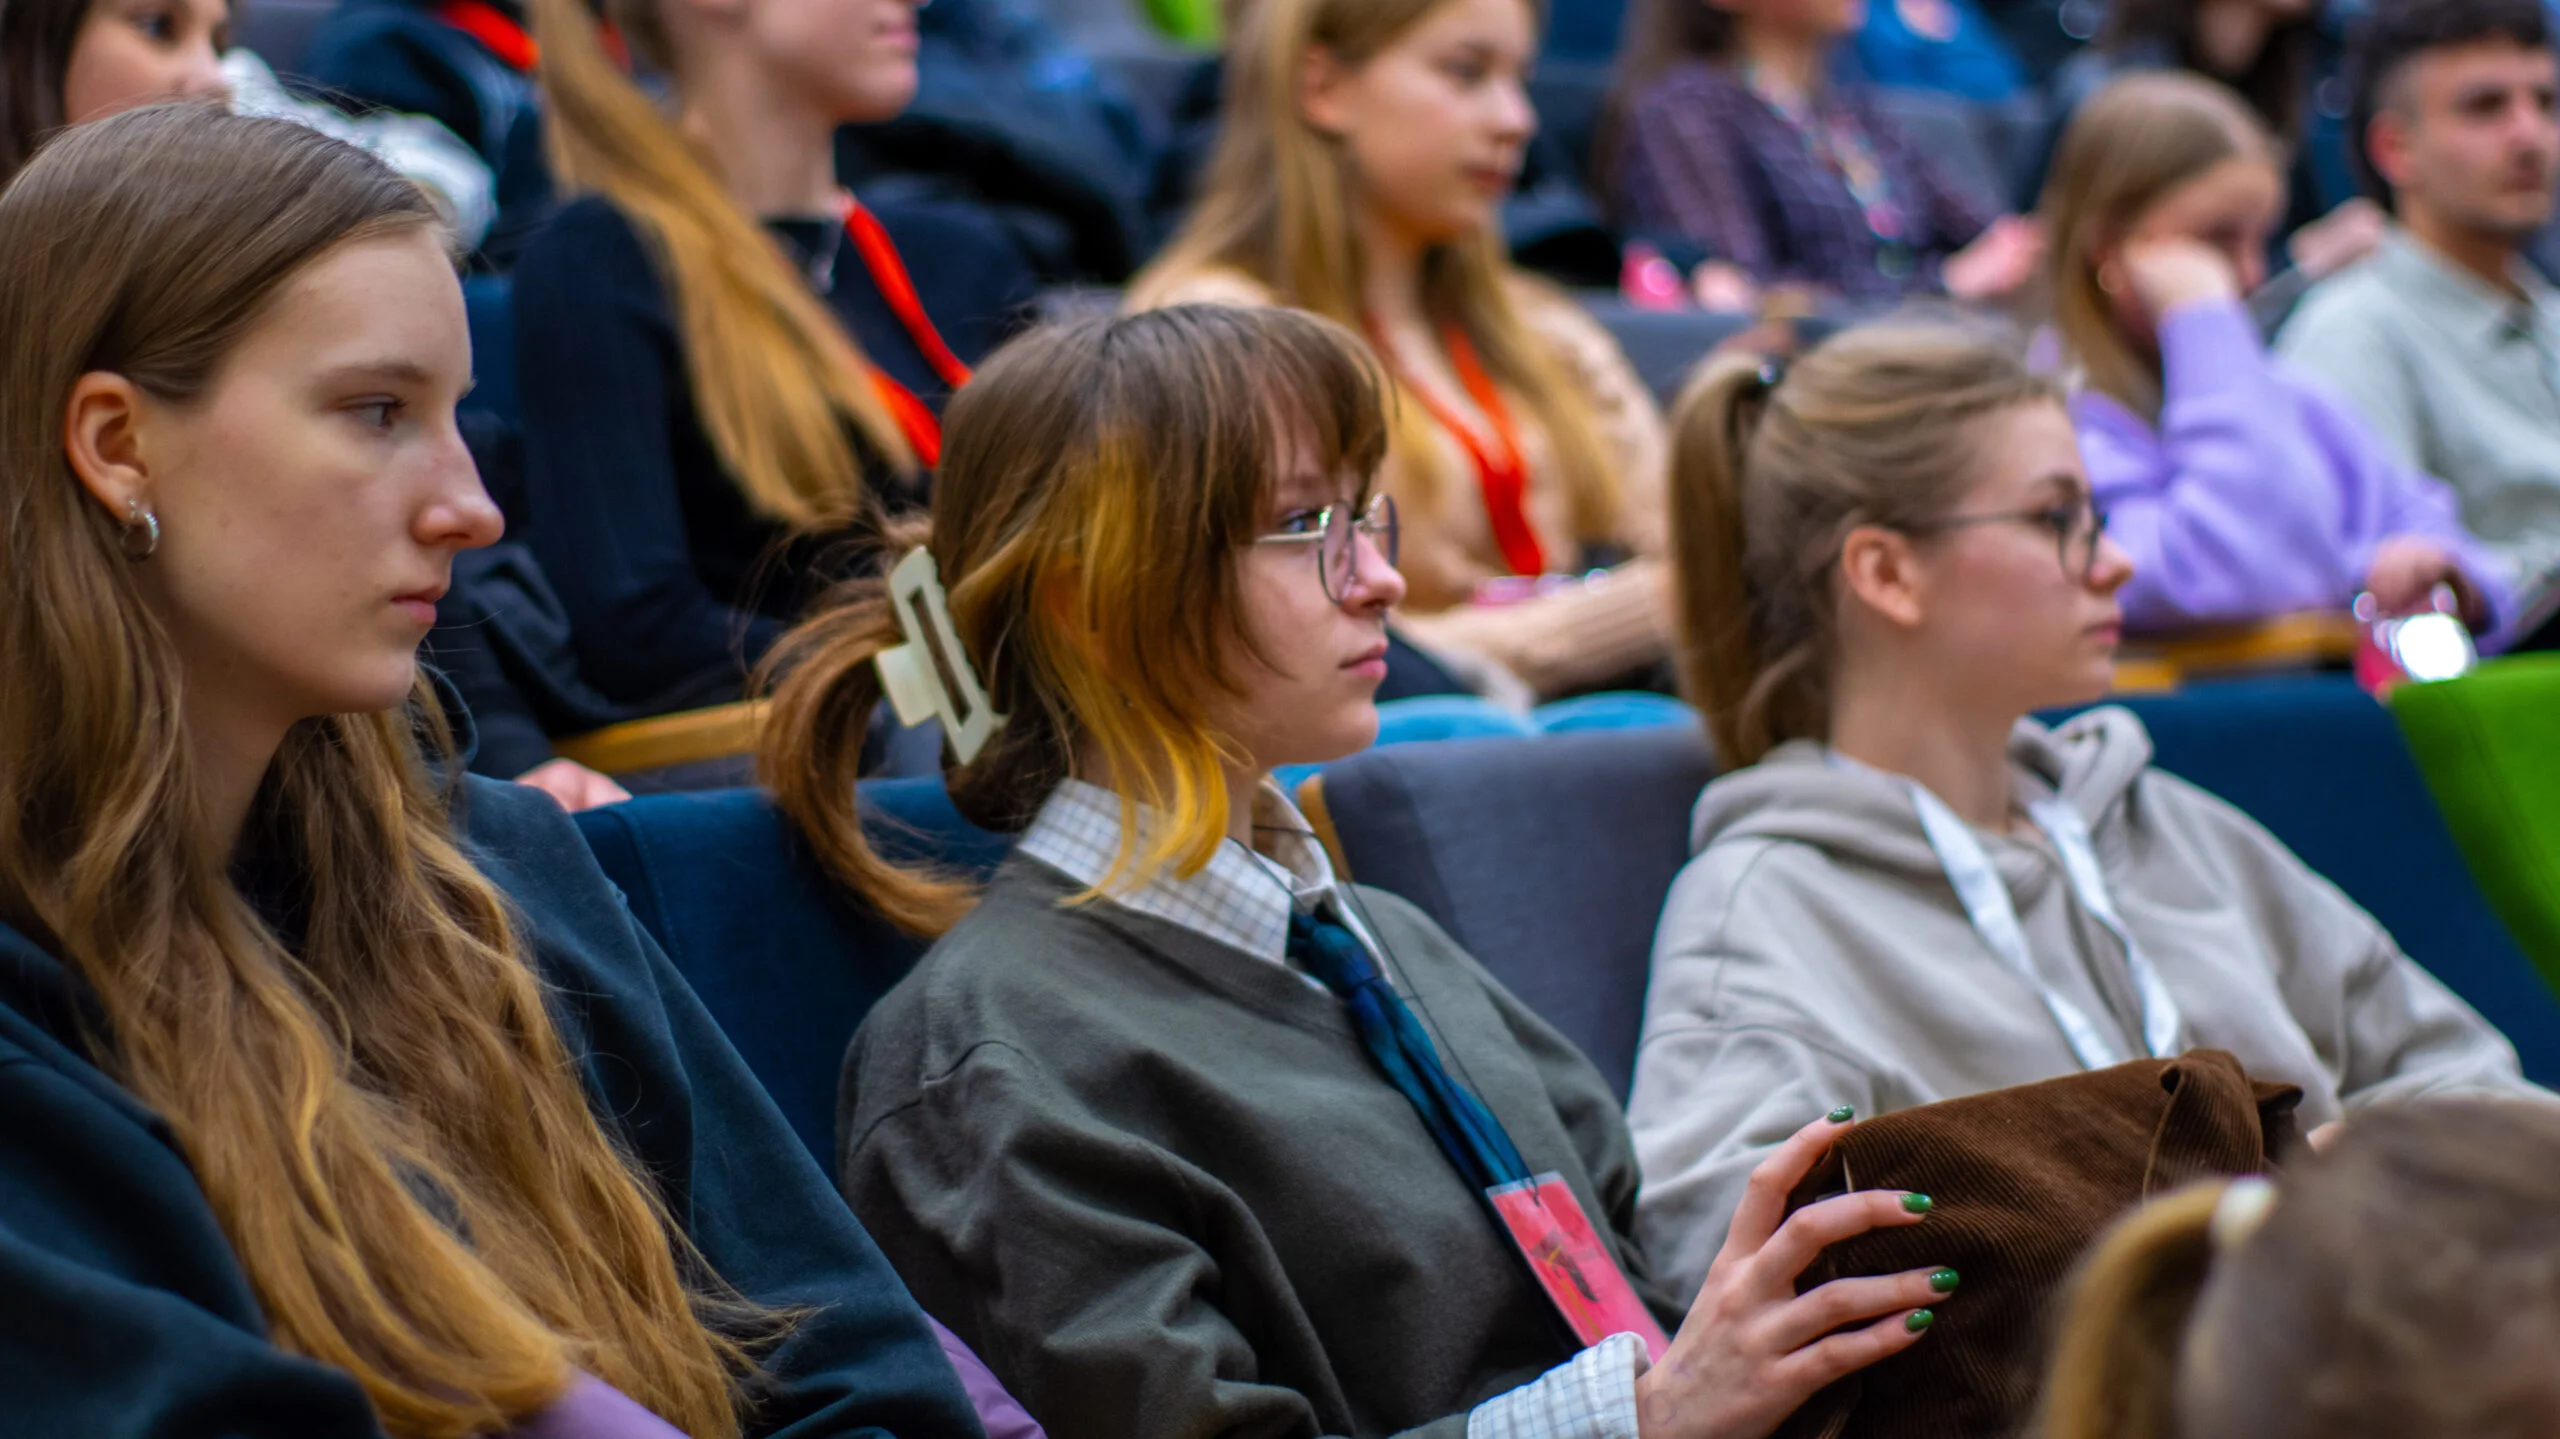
[1129,0,1672,702]
[2042,72,2506,635]
[771,304,1960,1439]
[1624,317,2531,1301]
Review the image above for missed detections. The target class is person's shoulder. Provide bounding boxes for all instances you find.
[1503,275,1625,365]
[1126,263,1279,312]
[2277,263,2411,351]
[1627,58,1737,115]
[511,194,655,285]
[452,776,658,984]
[864,194,1020,265]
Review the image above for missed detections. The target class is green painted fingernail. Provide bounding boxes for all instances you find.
[1828,1105,1856,1123]
[1929,1268,1960,1293]
[1901,1193,1934,1214]
[1906,1309,1936,1333]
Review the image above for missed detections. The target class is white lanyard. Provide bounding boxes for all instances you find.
[1834,755,2184,1070]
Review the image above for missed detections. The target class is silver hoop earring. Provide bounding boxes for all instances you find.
[120,502,159,561]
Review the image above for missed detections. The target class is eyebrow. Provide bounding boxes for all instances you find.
[2028,471,2089,501]
[315,358,442,389]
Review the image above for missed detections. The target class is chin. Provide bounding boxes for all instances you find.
[833,69,919,125]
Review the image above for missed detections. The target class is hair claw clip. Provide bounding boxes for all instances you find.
[873,547,1006,766]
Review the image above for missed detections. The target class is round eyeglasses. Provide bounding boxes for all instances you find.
[1254,493,1401,602]
[1906,497,2111,582]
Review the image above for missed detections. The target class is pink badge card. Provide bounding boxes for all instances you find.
[1487,1172,1672,1362]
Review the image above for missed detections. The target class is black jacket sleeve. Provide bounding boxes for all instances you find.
[458,778,987,1439]
[513,200,787,705]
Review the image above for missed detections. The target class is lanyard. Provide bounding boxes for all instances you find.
[1371,319,1546,578]
[438,0,536,70]
[835,192,973,469]
[437,0,629,73]
[1836,755,2185,1070]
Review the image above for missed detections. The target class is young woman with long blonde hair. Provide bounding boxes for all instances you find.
[1130,0,1671,701]
[0,105,979,1438]
[513,0,1038,710]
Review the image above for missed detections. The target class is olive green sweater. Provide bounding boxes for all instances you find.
[839,857,1680,1439]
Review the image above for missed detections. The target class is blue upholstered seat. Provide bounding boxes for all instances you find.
[572,777,1013,1167]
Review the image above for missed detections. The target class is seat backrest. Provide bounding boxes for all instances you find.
[2093,676,2560,1085]
[1312,726,1717,1098]
[573,778,1014,1166]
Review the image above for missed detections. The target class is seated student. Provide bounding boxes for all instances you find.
[0,0,615,811]
[0,0,495,244]
[512,0,1037,709]
[1607,0,2045,306]
[779,304,1956,1438]
[2275,0,2560,631]
[1130,0,1673,702]
[0,105,980,1438]
[1625,319,2533,1299]
[2037,0,2385,289]
[2042,72,2508,631]
[2040,1098,2560,1439]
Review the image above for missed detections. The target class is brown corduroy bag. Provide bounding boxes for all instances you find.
[1772,1049,2304,1439]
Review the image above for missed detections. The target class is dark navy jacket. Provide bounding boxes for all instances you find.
[0,777,985,1439]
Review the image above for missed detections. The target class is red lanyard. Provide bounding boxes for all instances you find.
[438,0,538,70]
[437,0,628,72]
[836,192,973,469]
[1374,320,1545,578]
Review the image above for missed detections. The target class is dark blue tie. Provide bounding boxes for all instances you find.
[1287,906,1530,1192]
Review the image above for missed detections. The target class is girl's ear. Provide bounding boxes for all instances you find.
[62,371,156,527]
[1298,43,1357,138]
[1837,522,1929,631]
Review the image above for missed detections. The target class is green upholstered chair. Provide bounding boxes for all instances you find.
[2390,654,2560,997]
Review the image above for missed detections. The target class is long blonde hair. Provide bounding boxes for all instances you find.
[760,305,1390,934]
[1667,320,2061,765]
[2038,1100,2560,1439]
[2039,72,2276,422]
[1130,0,1620,552]
[530,0,914,528]
[0,107,769,1439]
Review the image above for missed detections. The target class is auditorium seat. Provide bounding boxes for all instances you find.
[1303,725,1715,1099]
[1305,675,2560,1095]
[574,778,1014,1165]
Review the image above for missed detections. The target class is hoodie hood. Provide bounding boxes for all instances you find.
[1690,707,2159,886]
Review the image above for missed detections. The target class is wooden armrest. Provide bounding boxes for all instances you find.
[553,701,768,776]
[1295,771,1351,882]
[2107,655,2180,695]
[2123,611,2361,678]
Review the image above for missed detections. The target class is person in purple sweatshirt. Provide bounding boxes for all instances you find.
[2039,70,2511,637]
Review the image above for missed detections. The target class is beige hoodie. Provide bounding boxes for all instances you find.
[1627,706,2536,1300]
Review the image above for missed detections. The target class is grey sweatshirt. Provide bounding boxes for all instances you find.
[1628,707,2536,1299]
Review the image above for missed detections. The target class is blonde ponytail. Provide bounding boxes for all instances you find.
[1662,320,2062,767]
[530,0,914,528]
[2037,1183,2227,1439]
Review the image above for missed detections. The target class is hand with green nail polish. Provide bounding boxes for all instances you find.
[1630,1112,1955,1439]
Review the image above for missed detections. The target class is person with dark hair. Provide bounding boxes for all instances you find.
[2275,0,2560,632]
[2037,0,2386,282]
[1607,0,2045,305]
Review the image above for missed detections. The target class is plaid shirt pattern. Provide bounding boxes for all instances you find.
[1016,779,1651,1439]
[1611,60,1997,299]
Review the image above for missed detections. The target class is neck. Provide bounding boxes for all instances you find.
[1073,744,1271,852]
[189,699,290,860]
[2400,203,2526,298]
[1353,200,1432,335]
[1828,666,2020,831]
[678,61,839,217]
[2191,0,2270,78]
[1736,25,1828,100]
